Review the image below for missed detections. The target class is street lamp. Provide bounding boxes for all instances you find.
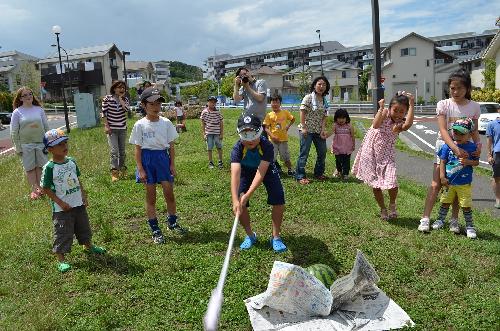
[51,44,73,97]
[316,29,324,76]
[122,51,130,88]
[51,25,70,133]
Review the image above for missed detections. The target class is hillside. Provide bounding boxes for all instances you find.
[169,61,203,84]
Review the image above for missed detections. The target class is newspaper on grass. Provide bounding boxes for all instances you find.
[245,250,414,330]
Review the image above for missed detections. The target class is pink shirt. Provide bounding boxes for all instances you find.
[331,123,354,155]
[436,99,480,141]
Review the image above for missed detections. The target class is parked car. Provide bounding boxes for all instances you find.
[161,102,174,111]
[0,112,12,124]
[478,102,500,133]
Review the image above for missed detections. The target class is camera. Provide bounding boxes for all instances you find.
[239,76,249,83]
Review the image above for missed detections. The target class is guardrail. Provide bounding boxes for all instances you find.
[218,103,436,115]
[44,106,76,114]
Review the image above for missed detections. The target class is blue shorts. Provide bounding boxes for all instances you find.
[136,149,174,184]
[238,163,285,206]
[206,134,222,150]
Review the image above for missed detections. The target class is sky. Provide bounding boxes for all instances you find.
[0,0,498,68]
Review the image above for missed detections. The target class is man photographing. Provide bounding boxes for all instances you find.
[233,67,268,122]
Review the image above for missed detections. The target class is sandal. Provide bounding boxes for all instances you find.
[240,232,257,250]
[388,204,398,219]
[30,191,41,200]
[270,237,287,253]
[298,178,310,185]
[315,175,328,181]
[380,208,389,221]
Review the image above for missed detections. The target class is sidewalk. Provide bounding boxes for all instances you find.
[288,121,500,220]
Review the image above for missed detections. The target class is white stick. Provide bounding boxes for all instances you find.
[203,214,240,331]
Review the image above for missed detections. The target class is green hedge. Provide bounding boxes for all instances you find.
[0,92,13,112]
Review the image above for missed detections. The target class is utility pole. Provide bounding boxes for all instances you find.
[371,0,384,115]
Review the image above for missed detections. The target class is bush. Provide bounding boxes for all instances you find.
[417,96,424,105]
[162,105,204,121]
[0,92,14,112]
[471,89,500,103]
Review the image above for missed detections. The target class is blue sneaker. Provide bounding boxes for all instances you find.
[270,237,287,253]
[240,232,257,250]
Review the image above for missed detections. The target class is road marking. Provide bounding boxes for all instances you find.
[415,124,427,129]
[424,129,437,134]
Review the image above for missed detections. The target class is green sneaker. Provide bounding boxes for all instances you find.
[85,245,107,254]
[57,262,71,273]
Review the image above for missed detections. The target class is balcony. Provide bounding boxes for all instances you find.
[362,54,374,61]
[225,61,246,69]
[264,55,288,63]
[41,62,104,87]
[309,51,322,57]
[272,64,289,71]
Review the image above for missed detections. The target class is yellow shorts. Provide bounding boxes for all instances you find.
[440,184,472,208]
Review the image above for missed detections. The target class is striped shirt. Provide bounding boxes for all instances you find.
[102,95,128,130]
[200,108,223,135]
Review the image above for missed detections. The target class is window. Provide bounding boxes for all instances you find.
[435,59,444,64]
[426,82,430,93]
[341,71,347,78]
[426,59,430,67]
[402,48,416,56]
[409,48,416,56]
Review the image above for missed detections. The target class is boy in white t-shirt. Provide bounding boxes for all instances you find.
[41,129,106,273]
[129,87,187,244]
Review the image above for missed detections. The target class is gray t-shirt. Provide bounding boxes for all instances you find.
[239,79,268,121]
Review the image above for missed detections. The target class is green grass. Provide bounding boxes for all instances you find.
[0,110,498,330]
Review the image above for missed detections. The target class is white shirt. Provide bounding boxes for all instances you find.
[129,116,179,150]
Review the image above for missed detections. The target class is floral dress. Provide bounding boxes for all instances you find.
[351,116,400,189]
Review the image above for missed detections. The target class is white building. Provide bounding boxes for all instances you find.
[0,50,40,93]
[483,29,500,89]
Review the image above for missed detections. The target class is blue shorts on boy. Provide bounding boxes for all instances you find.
[230,135,285,205]
[136,149,174,184]
[129,116,178,184]
[206,134,222,150]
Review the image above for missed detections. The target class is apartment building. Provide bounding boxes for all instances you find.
[482,29,500,89]
[431,30,497,58]
[38,43,124,100]
[153,60,171,93]
[0,50,40,93]
[125,61,155,87]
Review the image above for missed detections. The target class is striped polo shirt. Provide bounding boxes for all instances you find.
[200,108,223,135]
[102,95,128,130]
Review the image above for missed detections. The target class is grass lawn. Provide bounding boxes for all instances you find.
[0,110,498,330]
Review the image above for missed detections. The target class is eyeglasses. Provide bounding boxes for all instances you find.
[21,92,33,98]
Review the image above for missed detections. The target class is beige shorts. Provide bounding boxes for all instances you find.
[272,141,291,162]
[21,143,48,171]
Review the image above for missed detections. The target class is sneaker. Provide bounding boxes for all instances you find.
[342,175,349,181]
[495,202,500,209]
[85,245,107,254]
[57,262,71,273]
[270,237,287,253]
[168,222,188,235]
[432,219,445,230]
[152,230,165,244]
[240,232,257,250]
[287,169,296,176]
[449,219,460,234]
[208,161,215,169]
[466,226,477,239]
[218,161,223,169]
[418,218,430,232]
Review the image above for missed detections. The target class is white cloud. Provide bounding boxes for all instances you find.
[0,4,31,23]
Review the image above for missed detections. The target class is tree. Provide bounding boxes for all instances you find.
[358,65,371,101]
[332,77,341,99]
[13,62,40,96]
[179,80,217,101]
[220,72,235,97]
[483,58,496,90]
[293,68,312,99]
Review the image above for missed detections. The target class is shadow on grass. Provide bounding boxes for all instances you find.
[167,230,233,245]
[73,253,145,275]
[285,234,341,275]
[386,217,420,230]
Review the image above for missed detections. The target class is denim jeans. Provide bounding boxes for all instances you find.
[295,132,326,179]
[107,129,127,170]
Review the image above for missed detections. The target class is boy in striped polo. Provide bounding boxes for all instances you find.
[200,96,224,169]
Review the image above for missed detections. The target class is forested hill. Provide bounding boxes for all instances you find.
[169,61,203,84]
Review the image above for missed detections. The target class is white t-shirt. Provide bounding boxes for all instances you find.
[436,99,480,141]
[129,116,179,150]
[174,106,184,117]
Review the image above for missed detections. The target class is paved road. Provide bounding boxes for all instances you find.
[0,114,77,155]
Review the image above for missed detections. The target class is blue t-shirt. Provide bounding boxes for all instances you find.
[230,136,274,174]
[486,119,500,153]
[438,141,478,185]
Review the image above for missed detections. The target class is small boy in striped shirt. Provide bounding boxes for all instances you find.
[200,96,224,169]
